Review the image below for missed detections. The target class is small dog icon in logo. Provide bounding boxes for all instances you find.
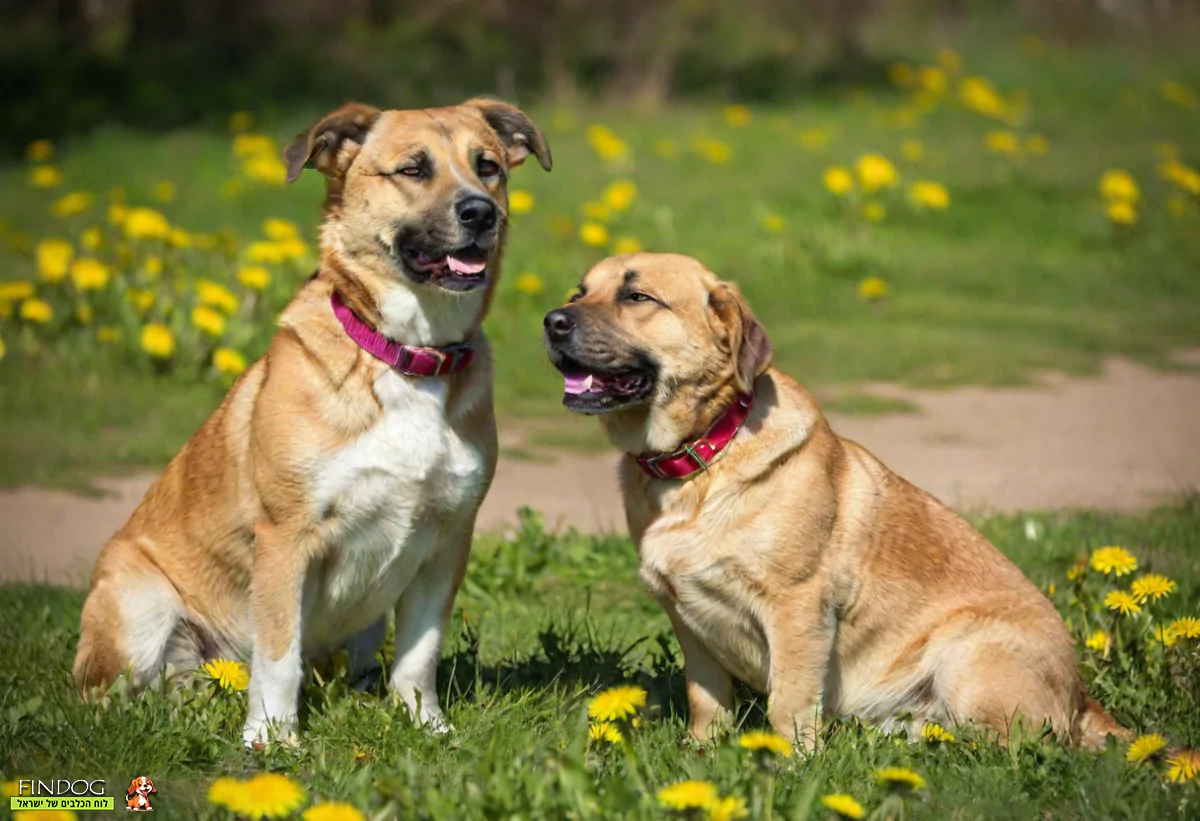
[125,776,156,811]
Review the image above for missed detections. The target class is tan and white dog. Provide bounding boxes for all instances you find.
[73,98,551,746]
[543,253,1128,750]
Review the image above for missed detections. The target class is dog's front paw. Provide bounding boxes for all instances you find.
[242,713,299,750]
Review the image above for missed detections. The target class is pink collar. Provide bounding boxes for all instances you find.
[632,391,754,480]
[330,292,475,377]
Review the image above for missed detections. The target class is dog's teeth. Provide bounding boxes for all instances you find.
[583,374,594,391]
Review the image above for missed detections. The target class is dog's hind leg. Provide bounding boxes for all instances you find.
[74,540,186,693]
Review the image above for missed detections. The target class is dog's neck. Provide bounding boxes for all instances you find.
[602,382,745,456]
[320,221,490,348]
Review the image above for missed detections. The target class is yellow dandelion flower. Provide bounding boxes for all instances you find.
[800,128,828,151]
[707,795,748,821]
[937,48,962,74]
[876,767,926,792]
[900,139,924,162]
[1025,134,1050,155]
[888,63,915,88]
[579,222,611,248]
[262,218,299,241]
[204,658,249,690]
[1090,546,1137,576]
[1131,574,1176,603]
[959,76,1007,117]
[141,323,175,359]
[586,125,631,164]
[857,276,888,300]
[0,281,35,302]
[233,773,306,819]
[657,780,718,811]
[26,139,53,162]
[603,179,638,212]
[1161,161,1200,195]
[514,273,544,296]
[508,190,535,215]
[1066,558,1088,581]
[238,266,271,291]
[229,111,255,132]
[820,794,865,820]
[52,191,93,218]
[761,213,785,233]
[124,207,170,240]
[922,723,956,743]
[862,201,886,222]
[984,130,1020,154]
[153,180,177,203]
[823,166,854,196]
[589,722,622,744]
[213,348,248,377]
[583,201,613,222]
[69,258,110,291]
[1166,749,1200,783]
[1086,629,1112,653]
[208,776,243,808]
[36,238,74,283]
[80,227,103,251]
[655,138,678,158]
[20,299,53,323]
[1153,624,1178,647]
[0,336,6,360]
[107,203,128,227]
[1127,733,1168,765]
[243,154,288,186]
[1169,617,1200,640]
[1161,80,1198,110]
[243,241,286,265]
[612,236,643,255]
[303,802,366,821]
[855,154,899,192]
[127,289,156,313]
[1099,169,1140,203]
[587,684,647,722]
[723,104,752,127]
[1106,200,1137,225]
[919,66,947,95]
[192,306,227,337]
[233,133,277,158]
[196,279,239,313]
[168,228,193,249]
[693,137,732,165]
[29,165,63,188]
[97,326,120,344]
[738,730,792,756]
[1105,590,1142,617]
[909,181,950,210]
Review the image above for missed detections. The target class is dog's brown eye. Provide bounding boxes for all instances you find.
[398,166,423,177]
[625,292,654,303]
[478,158,501,178]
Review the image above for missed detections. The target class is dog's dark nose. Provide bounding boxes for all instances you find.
[456,196,497,233]
[544,309,576,343]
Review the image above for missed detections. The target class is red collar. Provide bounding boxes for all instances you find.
[632,391,754,480]
[330,291,475,377]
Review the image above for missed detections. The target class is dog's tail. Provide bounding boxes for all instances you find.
[1074,694,1133,750]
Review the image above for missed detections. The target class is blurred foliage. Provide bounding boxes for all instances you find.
[4,0,1200,154]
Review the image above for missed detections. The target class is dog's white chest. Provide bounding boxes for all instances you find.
[306,370,488,646]
[639,527,770,689]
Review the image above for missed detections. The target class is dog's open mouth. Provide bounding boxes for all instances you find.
[555,356,655,414]
[400,244,490,292]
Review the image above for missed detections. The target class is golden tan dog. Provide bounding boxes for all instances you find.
[543,253,1127,750]
[73,98,551,746]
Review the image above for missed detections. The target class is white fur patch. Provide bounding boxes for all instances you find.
[119,573,186,686]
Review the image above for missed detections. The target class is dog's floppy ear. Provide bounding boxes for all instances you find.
[147,780,156,793]
[126,779,139,796]
[464,98,552,171]
[284,103,382,183]
[709,281,772,394]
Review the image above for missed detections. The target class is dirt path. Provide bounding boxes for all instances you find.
[3,354,1199,586]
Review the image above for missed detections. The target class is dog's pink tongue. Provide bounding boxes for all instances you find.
[447,255,486,276]
[564,373,601,395]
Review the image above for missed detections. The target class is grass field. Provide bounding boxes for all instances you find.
[2,503,1199,819]
[1,29,1200,487]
